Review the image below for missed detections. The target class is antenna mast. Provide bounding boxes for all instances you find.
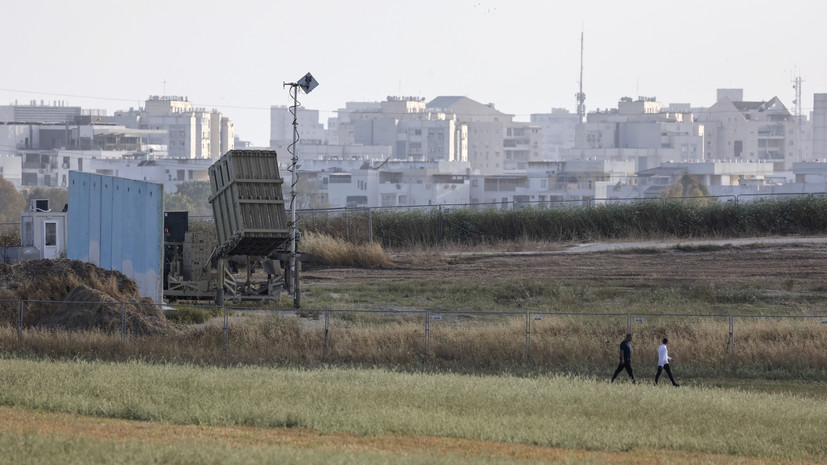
[575,30,586,122]
[792,70,804,119]
[792,69,804,162]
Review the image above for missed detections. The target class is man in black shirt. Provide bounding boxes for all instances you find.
[611,333,635,383]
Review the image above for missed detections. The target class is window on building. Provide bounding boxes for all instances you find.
[21,217,34,246]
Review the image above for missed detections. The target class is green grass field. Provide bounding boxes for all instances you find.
[0,358,824,463]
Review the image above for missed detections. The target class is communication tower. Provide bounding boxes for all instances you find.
[575,31,586,122]
[792,70,804,119]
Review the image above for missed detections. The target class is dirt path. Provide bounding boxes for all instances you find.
[303,238,827,288]
[0,406,815,465]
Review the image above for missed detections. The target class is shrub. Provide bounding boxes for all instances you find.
[301,232,392,267]
[165,307,221,325]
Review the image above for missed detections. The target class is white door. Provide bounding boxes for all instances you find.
[43,221,58,259]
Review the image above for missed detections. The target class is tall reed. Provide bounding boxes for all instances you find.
[301,197,827,248]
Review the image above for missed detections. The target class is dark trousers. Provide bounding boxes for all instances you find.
[655,363,677,385]
[611,360,634,382]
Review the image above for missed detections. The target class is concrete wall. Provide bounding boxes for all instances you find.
[67,172,163,302]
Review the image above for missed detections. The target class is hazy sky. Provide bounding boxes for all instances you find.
[2,0,825,146]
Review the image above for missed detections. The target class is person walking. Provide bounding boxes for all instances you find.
[655,338,679,387]
[611,333,635,383]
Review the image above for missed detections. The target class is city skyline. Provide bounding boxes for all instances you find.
[2,0,825,146]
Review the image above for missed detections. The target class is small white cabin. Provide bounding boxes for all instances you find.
[20,199,67,259]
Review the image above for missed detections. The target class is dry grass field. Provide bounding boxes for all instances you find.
[2,405,822,465]
[2,237,826,464]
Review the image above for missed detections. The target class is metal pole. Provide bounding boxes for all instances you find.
[323,310,330,358]
[289,84,299,307]
[525,312,531,360]
[17,300,23,341]
[121,302,126,342]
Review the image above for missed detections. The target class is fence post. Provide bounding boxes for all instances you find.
[727,315,734,355]
[323,309,330,358]
[17,300,23,341]
[367,208,373,243]
[626,313,632,334]
[525,312,531,361]
[222,304,228,356]
[121,302,126,342]
[425,310,430,351]
[438,205,444,243]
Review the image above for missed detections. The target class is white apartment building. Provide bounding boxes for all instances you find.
[470,159,635,206]
[0,101,84,124]
[112,96,234,159]
[695,93,798,170]
[502,123,541,171]
[427,96,540,174]
[5,122,165,188]
[323,168,472,209]
[568,97,704,172]
[290,144,392,164]
[326,102,382,145]
[336,97,469,164]
[270,105,326,148]
[530,109,579,160]
[295,158,471,209]
[85,156,212,193]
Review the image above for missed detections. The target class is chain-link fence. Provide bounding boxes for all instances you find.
[3,299,825,371]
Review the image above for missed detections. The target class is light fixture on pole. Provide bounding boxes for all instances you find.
[283,72,318,308]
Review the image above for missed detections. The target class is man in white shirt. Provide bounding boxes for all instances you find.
[655,337,679,386]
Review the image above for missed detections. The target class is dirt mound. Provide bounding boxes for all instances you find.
[39,285,176,336]
[0,259,168,332]
[0,259,140,302]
